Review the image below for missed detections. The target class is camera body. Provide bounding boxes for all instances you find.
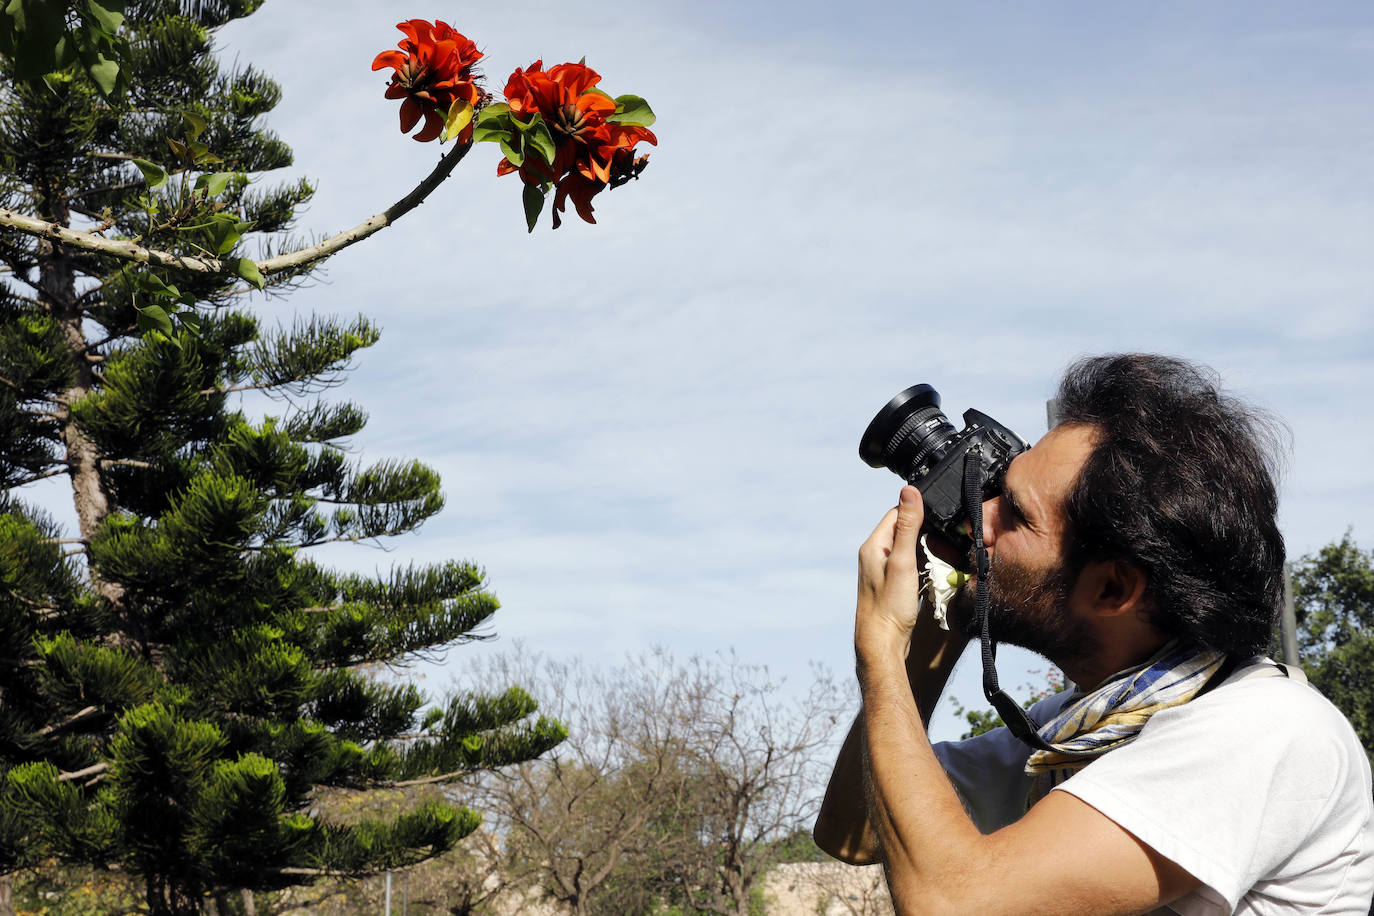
[860,384,1030,558]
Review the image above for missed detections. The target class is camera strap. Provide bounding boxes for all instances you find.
[963,444,1057,752]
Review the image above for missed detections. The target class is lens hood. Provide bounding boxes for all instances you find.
[859,383,942,469]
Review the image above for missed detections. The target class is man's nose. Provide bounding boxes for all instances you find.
[980,496,1003,547]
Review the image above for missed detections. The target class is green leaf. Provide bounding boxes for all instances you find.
[608,94,655,127]
[584,87,612,101]
[50,32,75,68]
[133,270,181,299]
[522,184,544,234]
[193,171,235,198]
[186,140,219,164]
[86,52,119,96]
[131,158,168,190]
[135,304,174,337]
[473,124,509,145]
[203,214,243,255]
[83,0,123,35]
[500,137,524,168]
[181,111,208,140]
[177,312,202,336]
[525,120,557,171]
[3,1,67,82]
[3,0,32,33]
[511,112,544,134]
[474,107,513,144]
[233,257,265,290]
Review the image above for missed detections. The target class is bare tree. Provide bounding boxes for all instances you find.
[461,649,845,916]
[462,651,695,916]
[783,861,895,916]
[659,653,845,916]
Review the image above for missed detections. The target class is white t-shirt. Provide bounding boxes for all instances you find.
[934,671,1374,915]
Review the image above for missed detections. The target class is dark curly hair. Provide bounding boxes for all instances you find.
[1054,355,1287,658]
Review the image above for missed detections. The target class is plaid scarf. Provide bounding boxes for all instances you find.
[1024,641,1227,806]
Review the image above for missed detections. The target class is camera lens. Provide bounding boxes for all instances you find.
[860,384,959,481]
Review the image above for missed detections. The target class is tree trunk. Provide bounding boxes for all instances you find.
[38,193,126,612]
[0,874,15,916]
[146,875,204,916]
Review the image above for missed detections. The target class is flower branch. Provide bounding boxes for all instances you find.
[0,138,472,281]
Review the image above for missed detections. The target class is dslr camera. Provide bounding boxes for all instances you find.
[859,384,1030,561]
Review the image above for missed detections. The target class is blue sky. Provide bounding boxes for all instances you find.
[136,0,1374,740]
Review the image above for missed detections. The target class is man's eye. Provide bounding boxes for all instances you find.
[1003,499,1027,526]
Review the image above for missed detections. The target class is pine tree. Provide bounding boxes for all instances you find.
[1292,532,1374,769]
[0,3,565,914]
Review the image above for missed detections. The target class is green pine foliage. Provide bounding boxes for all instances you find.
[1292,532,1374,770]
[0,3,565,914]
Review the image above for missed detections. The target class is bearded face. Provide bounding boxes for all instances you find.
[950,551,1098,664]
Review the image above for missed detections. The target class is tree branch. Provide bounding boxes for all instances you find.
[38,706,102,739]
[198,382,275,397]
[390,768,471,788]
[57,761,109,782]
[3,589,63,619]
[69,206,117,233]
[100,458,154,470]
[10,467,70,487]
[0,140,473,280]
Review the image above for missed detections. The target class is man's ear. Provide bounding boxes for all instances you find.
[1077,559,1148,619]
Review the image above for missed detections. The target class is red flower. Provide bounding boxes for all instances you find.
[549,124,655,227]
[495,60,656,226]
[372,19,485,143]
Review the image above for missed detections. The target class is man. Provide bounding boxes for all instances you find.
[814,355,1374,915]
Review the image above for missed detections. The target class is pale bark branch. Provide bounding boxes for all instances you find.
[0,140,472,280]
[198,382,272,397]
[270,867,359,878]
[57,761,109,782]
[3,592,62,618]
[390,768,470,788]
[38,706,101,738]
[99,458,152,469]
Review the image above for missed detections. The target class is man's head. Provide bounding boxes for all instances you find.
[951,355,1285,666]
[1048,354,1286,659]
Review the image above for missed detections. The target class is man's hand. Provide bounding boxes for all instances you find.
[815,485,972,865]
[856,485,926,658]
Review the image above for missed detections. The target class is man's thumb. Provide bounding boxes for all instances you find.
[894,485,922,551]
